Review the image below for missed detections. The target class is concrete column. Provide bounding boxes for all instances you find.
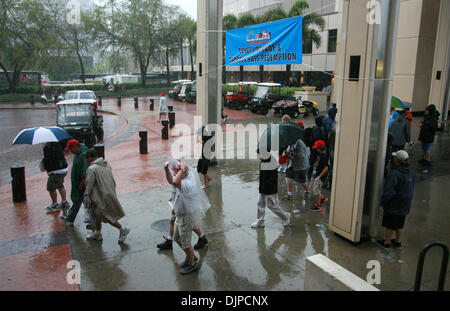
[428,0,450,124]
[329,0,399,242]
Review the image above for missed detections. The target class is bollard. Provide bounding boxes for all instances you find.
[94,144,105,159]
[169,111,175,129]
[139,131,148,154]
[30,96,35,105]
[168,105,174,112]
[98,96,102,106]
[134,97,139,109]
[161,119,169,140]
[149,99,154,111]
[117,96,121,107]
[11,165,26,203]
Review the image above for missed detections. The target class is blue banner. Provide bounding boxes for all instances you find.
[226,16,302,66]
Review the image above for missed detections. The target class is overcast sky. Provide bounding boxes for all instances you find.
[165,0,197,19]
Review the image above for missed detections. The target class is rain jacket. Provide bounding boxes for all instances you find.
[312,115,327,142]
[381,164,415,216]
[390,113,411,146]
[70,144,88,202]
[159,96,168,114]
[287,139,310,171]
[419,107,440,144]
[85,158,125,224]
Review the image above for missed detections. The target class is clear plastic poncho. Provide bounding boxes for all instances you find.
[167,157,211,217]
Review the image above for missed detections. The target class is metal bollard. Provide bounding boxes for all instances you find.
[117,96,121,107]
[149,99,154,111]
[169,111,175,129]
[98,96,102,106]
[11,165,26,203]
[139,131,148,154]
[94,144,105,159]
[30,96,35,105]
[134,97,139,109]
[161,119,169,140]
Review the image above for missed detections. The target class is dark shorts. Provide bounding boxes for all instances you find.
[47,173,67,192]
[382,213,406,230]
[285,167,307,183]
[421,143,432,151]
[197,158,210,175]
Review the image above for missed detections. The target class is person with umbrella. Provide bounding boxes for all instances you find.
[13,126,73,213]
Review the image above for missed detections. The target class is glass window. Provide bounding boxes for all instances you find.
[303,38,312,54]
[80,92,95,99]
[328,29,337,53]
[57,104,91,126]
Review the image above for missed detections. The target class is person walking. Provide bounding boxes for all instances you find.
[163,159,209,274]
[418,104,440,167]
[251,154,291,228]
[197,126,213,188]
[390,110,411,152]
[281,138,310,201]
[310,140,329,212]
[83,149,130,243]
[42,142,70,212]
[157,159,209,251]
[61,139,88,225]
[158,92,168,122]
[376,150,415,250]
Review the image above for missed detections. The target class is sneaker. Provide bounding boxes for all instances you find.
[86,223,95,231]
[118,226,130,243]
[179,262,200,275]
[321,196,329,204]
[157,236,173,250]
[86,231,103,241]
[59,201,70,209]
[375,240,391,250]
[194,236,208,250]
[392,240,402,249]
[310,204,323,212]
[180,256,198,268]
[280,194,293,201]
[283,214,291,227]
[251,220,265,228]
[46,203,59,212]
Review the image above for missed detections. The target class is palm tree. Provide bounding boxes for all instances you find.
[288,0,326,85]
[223,14,237,83]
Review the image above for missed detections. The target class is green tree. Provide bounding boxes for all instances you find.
[237,13,257,28]
[261,7,287,22]
[289,0,326,49]
[0,0,61,92]
[158,16,179,84]
[222,14,237,83]
[87,0,167,87]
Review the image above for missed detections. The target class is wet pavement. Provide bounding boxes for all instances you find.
[0,97,449,291]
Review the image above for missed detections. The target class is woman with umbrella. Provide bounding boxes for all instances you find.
[12,126,72,212]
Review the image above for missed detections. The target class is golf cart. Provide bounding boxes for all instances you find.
[56,99,104,148]
[178,81,194,102]
[224,81,257,110]
[274,96,319,118]
[250,83,282,115]
[186,81,197,104]
[168,80,191,100]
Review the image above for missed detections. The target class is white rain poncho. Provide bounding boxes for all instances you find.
[167,157,211,217]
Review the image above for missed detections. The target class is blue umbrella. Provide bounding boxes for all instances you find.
[12,126,72,145]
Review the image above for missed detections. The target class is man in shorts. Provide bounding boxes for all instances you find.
[281,138,310,200]
[376,150,415,250]
[43,142,70,212]
[197,126,212,188]
[310,140,329,211]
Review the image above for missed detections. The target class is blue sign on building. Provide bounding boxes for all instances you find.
[226,16,303,66]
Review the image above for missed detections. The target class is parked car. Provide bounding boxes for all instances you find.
[58,90,97,102]
[178,81,194,102]
[224,81,257,110]
[56,99,103,148]
[275,96,319,118]
[169,80,191,100]
[186,81,197,104]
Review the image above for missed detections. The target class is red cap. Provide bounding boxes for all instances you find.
[160,92,165,96]
[312,140,326,149]
[296,121,304,129]
[65,139,80,151]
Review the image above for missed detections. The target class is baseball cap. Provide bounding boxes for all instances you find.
[296,121,304,129]
[312,140,326,149]
[160,92,165,96]
[392,150,409,160]
[65,139,80,151]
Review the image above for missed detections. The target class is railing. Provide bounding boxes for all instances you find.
[414,241,449,291]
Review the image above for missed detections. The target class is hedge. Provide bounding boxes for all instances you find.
[222,84,304,98]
